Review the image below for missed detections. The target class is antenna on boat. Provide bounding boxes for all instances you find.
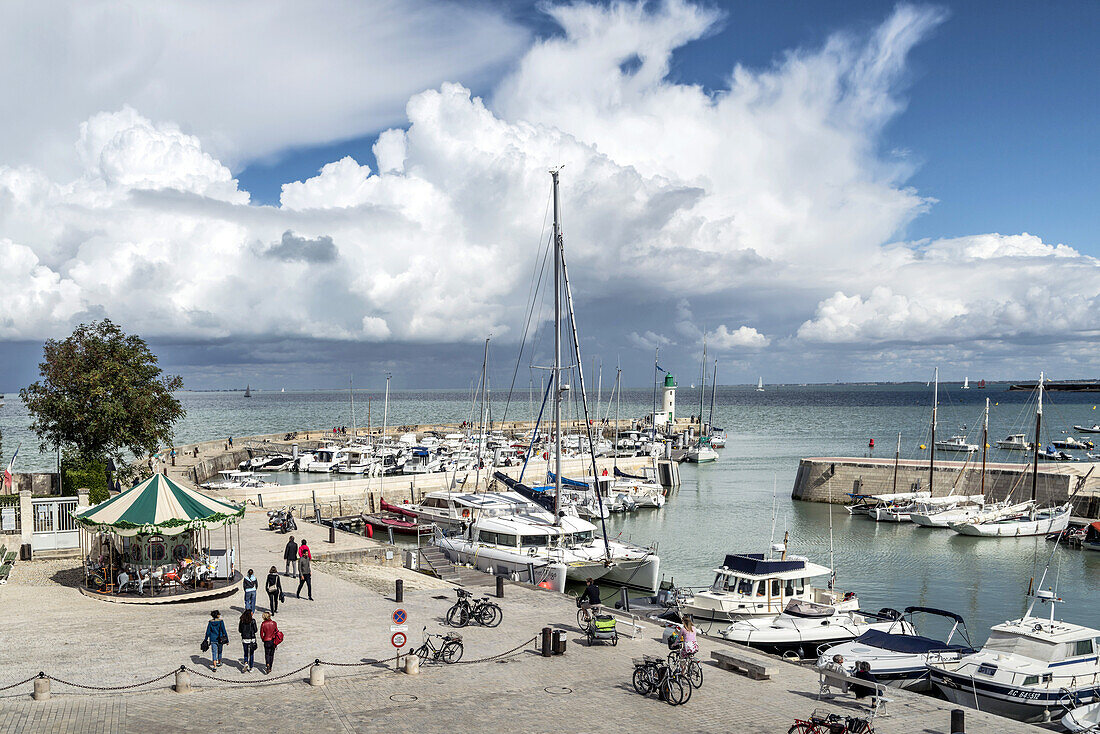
[769,475,778,551]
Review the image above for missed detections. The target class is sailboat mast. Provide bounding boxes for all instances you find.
[651,347,659,435]
[930,367,938,495]
[476,337,489,491]
[698,337,707,437]
[892,432,901,493]
[382,375,390,451]
[614,366,621,474]
[708,359,718,433]
[349,379,356,439]
[1032,372,1043,503]
[551,170,563,524]
[982,398,989,498]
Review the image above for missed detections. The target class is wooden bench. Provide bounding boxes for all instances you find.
[817,667,893,717]
[0,563,12,584]
[710,649,771,680]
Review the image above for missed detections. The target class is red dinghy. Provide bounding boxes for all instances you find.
[380,498,419,519]
[361,502,429,536]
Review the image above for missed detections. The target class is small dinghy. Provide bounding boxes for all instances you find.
[1062,702,1100,732]
[717,600,910,659]
[361,499,431,536]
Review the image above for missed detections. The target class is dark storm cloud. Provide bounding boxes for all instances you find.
[262,231,338,263]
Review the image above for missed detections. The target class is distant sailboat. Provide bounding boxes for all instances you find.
[756,377,764,392]
[244,384,252,398]
[977,379,987,389]
[281,388,285,393]
[962,377,970,390]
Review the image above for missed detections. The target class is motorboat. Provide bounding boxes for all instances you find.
[240,453,295,472]
[817,607,975,691]
[1053,437,1094,450]
[934,435,978,453]
[928,589,1100,722]
[1062,702,1100,732]
[995,434,1031,451]
[677,549,858,624]
[1038,445,1075,461]
[202,470,276,491]
[1073,424,1100,434]
[949,502,1072,537]
[710,428,727,448]
[299,446,345,472]
[1082,521,1100,552]
[403,447,444,475]
[336,446,379,475]
[718,600,912,660]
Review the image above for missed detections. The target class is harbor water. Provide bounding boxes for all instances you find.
[4,383,1099,641]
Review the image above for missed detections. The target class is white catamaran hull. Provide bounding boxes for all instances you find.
[436,537,575,592]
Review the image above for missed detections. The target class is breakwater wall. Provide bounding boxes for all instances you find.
[791,456,1100,519]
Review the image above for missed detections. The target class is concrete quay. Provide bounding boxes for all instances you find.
[792,455,1100,519]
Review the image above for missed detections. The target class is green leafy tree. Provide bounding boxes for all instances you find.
[20,319,185,466]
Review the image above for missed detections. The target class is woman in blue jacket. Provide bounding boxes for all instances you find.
[204,610,229,670]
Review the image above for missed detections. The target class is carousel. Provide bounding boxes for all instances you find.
[73,474,246,604]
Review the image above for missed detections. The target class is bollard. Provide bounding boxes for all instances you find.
[552,629,567,655]
[388,527,396,546]
[309,661,325,687]
[173,667,191,693]
[496,575,505,599]
[620,586,630,612]
[32,674,50,700]
[329,524,335,543]
[951,709,965,733]
[541,627,553,657]
[404,654,420,675]
[395,578,404,603]
[257,493,263,508]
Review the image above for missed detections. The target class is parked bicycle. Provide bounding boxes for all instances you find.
[414,627,464,664]
[667,648,703,689]
[788,709,874,734]
[446,588,502,628]
[632,655,691,705]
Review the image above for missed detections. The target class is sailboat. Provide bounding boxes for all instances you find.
[910,398,991,527]
[756,377,764,392]
[684,340,719,463]
[962,376,970,390]
[244,384,251,398]
[949,373,1073,537]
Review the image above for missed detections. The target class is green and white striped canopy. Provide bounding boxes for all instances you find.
[74,474,244,537]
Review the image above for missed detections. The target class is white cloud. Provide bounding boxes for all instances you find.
[0,0,528,176]
[0,0,1097,371]
[707,325,769,350]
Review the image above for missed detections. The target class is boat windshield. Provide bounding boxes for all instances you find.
[982,631,1062,662]
[521,535,549,547]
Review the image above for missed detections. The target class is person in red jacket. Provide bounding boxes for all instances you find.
[259,611,281,674]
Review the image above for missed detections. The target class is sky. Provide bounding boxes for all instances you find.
[0,0,1098,391]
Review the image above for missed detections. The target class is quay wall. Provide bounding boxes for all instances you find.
[792,456,1100,519]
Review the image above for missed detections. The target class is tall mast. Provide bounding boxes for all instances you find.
[892,432,901,493]
[981,398,989,498]
[597,360,602,418]
[1031,372,1043,503]
[708,358,718,433]
[551,169,563,524]
[382,374,390,451]
[349,378,356,439]
[651,346,659,434]
[930,367,938,495]
[476,337,489,491]
[698,336,707,437]
[614,366,621,474]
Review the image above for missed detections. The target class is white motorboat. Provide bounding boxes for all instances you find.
[928,588,1100,722]
[336,446,379,475]
[1073,424,1100,434]
[995,434,1031,450]
[299,446,345,472]
[934,435,978,452]
[817,607,975,691]
[1062,702,1100,732]
[718,600,913,660]
[678,549,858,624]
[1038,445,1075,461]
[403,447,444,475]
[240,453,295,472]
[710,429,727,448]
[202,470,277,491]
[1053,436,1094,450]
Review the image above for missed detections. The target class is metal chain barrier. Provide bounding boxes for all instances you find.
[0,635,539,694]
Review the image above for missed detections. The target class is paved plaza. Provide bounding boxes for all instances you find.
[0,507,1043,733]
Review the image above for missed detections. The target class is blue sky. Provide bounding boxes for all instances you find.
[0,0,1098,391]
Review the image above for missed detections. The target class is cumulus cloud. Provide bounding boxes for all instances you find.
[0,0,1095,375]
[707,325,770,350]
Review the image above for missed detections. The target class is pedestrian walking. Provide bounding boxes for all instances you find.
[203,610,229,670]
[259,611,282,674]
[283,536,298,577]
[297,540,313,600]
[243,568,257,612]
[265,566,283,614]
[239,609,258,673]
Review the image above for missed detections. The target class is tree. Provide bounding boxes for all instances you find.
[20,319,185,465]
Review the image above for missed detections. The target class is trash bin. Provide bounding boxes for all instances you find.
[552,629,567,655]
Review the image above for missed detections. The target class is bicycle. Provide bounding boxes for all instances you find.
[788,709,874,734]
[632,656,691,705]
[577,602,602,633]
[446,589,502,628]
[414,627,464,664]
[668,647,703,689]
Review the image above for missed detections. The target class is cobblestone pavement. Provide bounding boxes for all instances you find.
[0,507,1044,732]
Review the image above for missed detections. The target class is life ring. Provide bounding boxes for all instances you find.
[462,509,470,518]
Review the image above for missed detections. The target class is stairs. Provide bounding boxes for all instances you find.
[418,547,461,583]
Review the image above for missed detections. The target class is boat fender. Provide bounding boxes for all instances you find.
[462,509,470,518]
[878,607,902,621]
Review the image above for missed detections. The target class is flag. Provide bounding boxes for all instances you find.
[655,363,666,372]
[3,445,17,490]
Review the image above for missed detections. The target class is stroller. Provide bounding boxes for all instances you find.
[587,614,619,646]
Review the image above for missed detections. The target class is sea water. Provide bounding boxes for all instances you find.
[3,383,1098,641]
